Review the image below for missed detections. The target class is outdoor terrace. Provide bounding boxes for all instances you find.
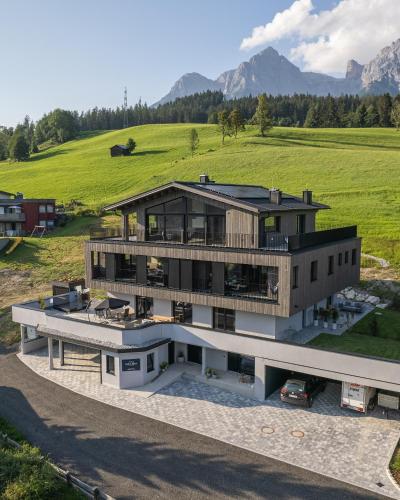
[89,225,358,253]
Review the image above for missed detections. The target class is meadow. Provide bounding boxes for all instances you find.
[1,123,400,270]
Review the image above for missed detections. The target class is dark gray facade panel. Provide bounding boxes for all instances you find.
[105,253,116,281]
[169,258,180,289]
[136,255,147,284]
[212,261,225,294]
[180,259,193,291]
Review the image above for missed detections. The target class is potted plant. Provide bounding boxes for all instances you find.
[205,367,212,379]
[313,309,319,327]
[211,369,218,379]
[331,308,339,330]
[177,351,185,363]
[160,361,168,372]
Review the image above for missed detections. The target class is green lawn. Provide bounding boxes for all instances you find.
[309,308,400,360]
[1,124,400,268]
[349,308,400,340]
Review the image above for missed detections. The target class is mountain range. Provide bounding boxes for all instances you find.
[154,39,400,106]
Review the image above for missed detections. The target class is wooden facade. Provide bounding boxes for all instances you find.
[87,180,361,320]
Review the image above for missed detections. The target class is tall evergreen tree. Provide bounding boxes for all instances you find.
[253,94,272,136]
[377,93,393,127]
[9,132,30,161]
[355,104,367,127]
[365,105,379,127]
[391,101,400,131]
[304,104,320,128]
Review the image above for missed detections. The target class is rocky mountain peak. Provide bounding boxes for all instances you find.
[346,59,364,80]
[153,39,400,106]
[361,38,400,93]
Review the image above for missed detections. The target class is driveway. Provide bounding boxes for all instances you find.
[0,353,391,499]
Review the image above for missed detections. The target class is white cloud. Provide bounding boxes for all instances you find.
[240,0,400,74]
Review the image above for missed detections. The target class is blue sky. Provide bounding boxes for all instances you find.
[1,0,393,126]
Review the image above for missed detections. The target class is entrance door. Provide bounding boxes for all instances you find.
[168,341,175,364]
[187,344,202,364]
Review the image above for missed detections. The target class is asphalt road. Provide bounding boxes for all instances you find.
[0,353,388,500]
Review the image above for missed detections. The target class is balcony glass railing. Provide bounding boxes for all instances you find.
[89,225,357,252]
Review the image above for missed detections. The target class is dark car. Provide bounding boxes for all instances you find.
[280,377,326,408]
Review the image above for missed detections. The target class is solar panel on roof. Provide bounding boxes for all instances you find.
[194,183,269,199]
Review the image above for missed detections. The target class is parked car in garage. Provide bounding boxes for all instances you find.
[280,377,327,407]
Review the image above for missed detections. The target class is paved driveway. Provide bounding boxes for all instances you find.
[0,353,391,500]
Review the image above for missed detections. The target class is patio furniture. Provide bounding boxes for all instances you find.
[94,297,130,321]
[339,301,364,314]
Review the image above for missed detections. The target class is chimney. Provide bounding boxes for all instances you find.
[199,174,210,184]
[270,188,282,205]
[303,190,312,205]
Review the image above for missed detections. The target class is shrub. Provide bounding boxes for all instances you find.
[391,294,400,312]
[0,444,61,500]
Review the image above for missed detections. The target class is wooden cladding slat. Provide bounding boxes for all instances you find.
[88,278,286,316]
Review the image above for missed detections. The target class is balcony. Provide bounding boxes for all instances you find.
[0,213,25,222]
[89,225,357,253]
[89,226,289,251]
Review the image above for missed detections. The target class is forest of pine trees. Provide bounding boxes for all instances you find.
[1,91,400,160]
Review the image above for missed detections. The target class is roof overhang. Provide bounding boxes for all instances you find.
[104,182,261,213]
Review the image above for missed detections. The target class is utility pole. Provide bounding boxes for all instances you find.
[123,87,128,128]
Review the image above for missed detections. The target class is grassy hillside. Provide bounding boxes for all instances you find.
[1,124,400,268]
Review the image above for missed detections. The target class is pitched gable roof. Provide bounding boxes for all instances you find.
[104,180,329,213]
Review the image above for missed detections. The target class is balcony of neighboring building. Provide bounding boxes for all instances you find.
[0,206,25,222]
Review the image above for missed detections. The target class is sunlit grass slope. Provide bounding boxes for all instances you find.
[1,124,400,267]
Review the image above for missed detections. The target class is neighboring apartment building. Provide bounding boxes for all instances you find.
[15,175,400,401]
[0,191,56,236]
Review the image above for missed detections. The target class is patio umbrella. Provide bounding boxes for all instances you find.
[94,297,130,312]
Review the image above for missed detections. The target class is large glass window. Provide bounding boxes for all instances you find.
[187,215,206,243]
[92,252,106,279]
[328,255,334,275]
[352,248,357,265]
[310,260,318,282]
[173,301,192,323]
[297,214,306,234]
[147,214,164,240]
[228,353,255,378]
[146,196,226,245]
[147,257,169,287]
[263,216,281,233]
[136,296,153,319]
[147,353,155,373]
[213,308,235,331]
[106,355,115,375]
[116,254,136,282]
[224,264,279,301]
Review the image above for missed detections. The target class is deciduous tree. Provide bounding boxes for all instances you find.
[217,111,230,144]
[188,128,199,155]
[126,137,136,152]
[253,94,272,136]
[229,108,243,138]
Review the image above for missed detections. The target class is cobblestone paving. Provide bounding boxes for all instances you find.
[19,349,400,498]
